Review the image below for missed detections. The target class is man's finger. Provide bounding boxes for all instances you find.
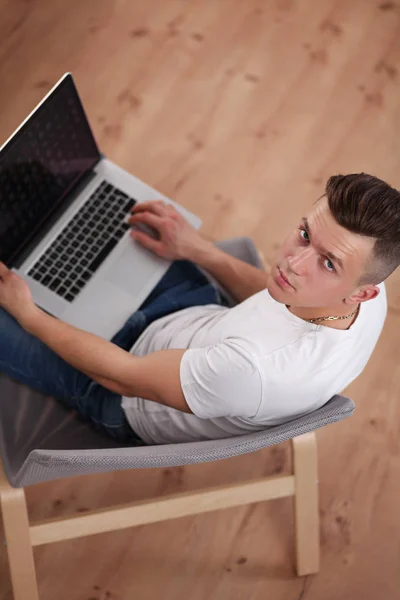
[130,230,163,254]
[0,261,9,279]
[128,211,162,230]
[131,200,167,217]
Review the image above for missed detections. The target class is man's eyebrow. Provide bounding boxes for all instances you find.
[301,217,344,270]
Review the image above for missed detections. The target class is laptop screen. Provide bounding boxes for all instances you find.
[0,74,101,265]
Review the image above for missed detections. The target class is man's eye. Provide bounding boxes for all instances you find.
[299,229,309,242]
[324,258,335,272]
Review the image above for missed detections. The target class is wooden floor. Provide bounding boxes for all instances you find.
[1,0,400,598]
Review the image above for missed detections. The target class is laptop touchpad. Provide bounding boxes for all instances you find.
[105,239,167,296]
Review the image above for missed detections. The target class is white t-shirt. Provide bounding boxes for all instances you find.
[122,284,387,444]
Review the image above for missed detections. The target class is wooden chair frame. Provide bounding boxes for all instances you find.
[0,432,319,600]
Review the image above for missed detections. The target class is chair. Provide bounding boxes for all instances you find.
[0,237,355,600]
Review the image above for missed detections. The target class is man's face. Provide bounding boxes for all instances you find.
[268,197,376,308]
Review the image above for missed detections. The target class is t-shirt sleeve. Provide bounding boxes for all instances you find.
[179,341,262,419]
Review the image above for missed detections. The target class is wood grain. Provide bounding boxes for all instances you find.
[0,1,400,598]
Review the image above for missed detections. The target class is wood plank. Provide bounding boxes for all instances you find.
[0,461,39,600]
[30,475,295,546]
[292,433,319,575]
[0,0,400,599]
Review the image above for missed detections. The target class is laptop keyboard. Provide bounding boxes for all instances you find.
[28,180,136,302]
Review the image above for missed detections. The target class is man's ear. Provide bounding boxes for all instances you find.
[345,285,380,304]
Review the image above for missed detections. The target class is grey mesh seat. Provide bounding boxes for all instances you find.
[0,237,355,600]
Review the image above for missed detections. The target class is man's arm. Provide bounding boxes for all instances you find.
[186,241,268,304]
[129,201,269,303]
[24,308,190,412]
[0,262,189,412]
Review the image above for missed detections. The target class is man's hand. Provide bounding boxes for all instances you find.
[129,200,211,261]
[129,200,268,302]
[0,262,39,326]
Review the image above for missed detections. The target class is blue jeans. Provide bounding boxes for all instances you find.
[0,261,225,444]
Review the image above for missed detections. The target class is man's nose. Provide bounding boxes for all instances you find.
[287,247,313,276]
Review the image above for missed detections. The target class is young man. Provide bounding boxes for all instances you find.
[0,173,394,445]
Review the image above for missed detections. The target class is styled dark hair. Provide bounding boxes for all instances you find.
[325,173,400,284]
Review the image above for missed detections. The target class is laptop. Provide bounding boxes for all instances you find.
[0,73,201,339]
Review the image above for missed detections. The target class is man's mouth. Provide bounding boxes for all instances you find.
[276,267,294,289]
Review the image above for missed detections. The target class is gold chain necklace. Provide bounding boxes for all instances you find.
[304,305,360,324]
[286,305,360,323]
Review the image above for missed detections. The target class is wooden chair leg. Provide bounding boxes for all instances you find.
[0,460,39,600]
[292,432,319,576]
